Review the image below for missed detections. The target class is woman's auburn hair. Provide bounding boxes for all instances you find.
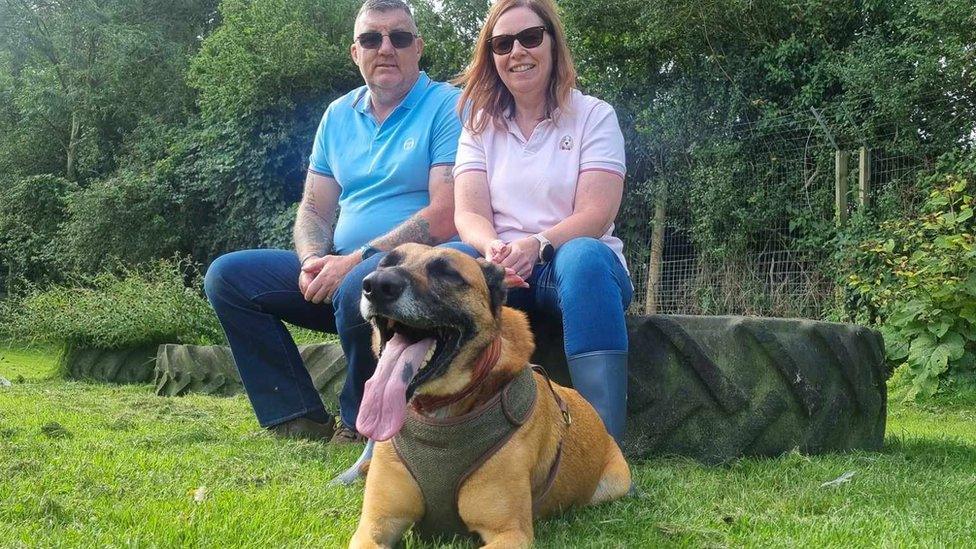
[453,0,577,134]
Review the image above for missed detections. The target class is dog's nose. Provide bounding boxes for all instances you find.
[362,270,406,303]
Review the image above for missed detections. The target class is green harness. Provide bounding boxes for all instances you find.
[393,365,551,540]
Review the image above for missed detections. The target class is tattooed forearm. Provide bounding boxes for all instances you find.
[294,177,335,258]
[293,205,333,257]
[370,214,435,250]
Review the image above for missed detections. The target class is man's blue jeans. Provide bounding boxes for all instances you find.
[441,237,633,356]
[204,249,383,430]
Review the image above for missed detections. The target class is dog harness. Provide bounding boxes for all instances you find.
[392,365,569,540]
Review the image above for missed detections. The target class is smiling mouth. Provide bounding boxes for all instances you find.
[374,315,464,394]
[510,63,535,73]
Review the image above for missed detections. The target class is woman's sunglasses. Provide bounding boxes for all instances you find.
[488,26,548,56]
[356,30,417,49]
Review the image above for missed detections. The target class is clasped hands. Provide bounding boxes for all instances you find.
[298,253,361,304]
[486,238,536,289]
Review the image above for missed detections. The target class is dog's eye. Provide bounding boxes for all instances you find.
[379,251,401,268]
[427,258,466,285]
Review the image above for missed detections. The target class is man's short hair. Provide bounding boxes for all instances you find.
[356,0,418,34]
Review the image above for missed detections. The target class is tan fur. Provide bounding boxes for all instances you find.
[350,247,631,549]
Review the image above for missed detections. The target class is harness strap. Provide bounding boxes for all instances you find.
[529,365,571,515]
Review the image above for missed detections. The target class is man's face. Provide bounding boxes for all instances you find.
[351,9,424,97]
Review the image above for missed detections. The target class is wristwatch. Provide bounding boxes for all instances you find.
[359,244,381,261]
[532,233,555,263]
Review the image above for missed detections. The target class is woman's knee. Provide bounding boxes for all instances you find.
[553,238,617,280]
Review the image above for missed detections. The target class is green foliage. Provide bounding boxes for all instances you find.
[0,175,76,292]
[2,258,223,349]
[61,172,184,273]
[413,0,490,81]
[0,0,218,181]
[184,0,361,254]
[839,152,976,399]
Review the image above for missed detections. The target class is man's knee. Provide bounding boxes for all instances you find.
[204,252,241,304]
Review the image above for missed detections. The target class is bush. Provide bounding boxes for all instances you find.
[61,171,185,273]
[0,174,76,293]
[839,151,976,399]
[2,258,224,349]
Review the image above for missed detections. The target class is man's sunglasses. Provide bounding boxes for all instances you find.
[356,30,417,49]
[488,26,548,56]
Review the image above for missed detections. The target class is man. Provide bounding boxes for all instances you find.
[204,0,460,443]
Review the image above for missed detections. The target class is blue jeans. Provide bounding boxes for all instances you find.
[204,249,383,430]
[441,238,633,357]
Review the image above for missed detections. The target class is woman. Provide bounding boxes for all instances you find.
[449,0,632,444]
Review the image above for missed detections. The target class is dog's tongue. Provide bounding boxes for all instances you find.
[356,332,435,441]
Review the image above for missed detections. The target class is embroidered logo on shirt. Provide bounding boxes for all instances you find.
[559,135,573,150]
[403,138,416,151]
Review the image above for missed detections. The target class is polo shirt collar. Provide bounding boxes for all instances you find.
[354,71,431,115]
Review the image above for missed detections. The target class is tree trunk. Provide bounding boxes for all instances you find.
[66,110,81,181]
[644,179,667,314]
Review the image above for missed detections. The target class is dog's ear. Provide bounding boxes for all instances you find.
[477,259,508,314]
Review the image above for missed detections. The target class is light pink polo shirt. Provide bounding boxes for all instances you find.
[454,89,628,270]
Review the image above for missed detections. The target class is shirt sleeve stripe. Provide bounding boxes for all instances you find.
[453,167,488,177]
[580,167,625,178]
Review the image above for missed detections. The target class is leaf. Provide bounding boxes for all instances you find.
[908,334,950,377]
[820,471,855,488]
[880,325,910,361]
[942,331,966,361]
[192,486,208,504]
[887,300,927,327]
[928,318,954,339]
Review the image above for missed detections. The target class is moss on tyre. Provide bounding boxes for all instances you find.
[153,343,347,408]
[530,315,889,463]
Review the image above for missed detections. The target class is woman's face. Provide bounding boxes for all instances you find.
[491,7,552,104]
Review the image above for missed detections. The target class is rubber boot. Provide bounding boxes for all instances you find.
[567,350,628,446]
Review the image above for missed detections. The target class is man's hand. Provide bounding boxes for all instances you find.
[498,237,540,281]
[299,253,362,304]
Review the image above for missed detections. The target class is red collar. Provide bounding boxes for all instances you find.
[412,336,502,414]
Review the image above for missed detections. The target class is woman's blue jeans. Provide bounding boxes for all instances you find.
[204,249,384,430]
[441,237,633,357]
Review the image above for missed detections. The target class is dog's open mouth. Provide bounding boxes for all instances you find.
[356,315,464,441]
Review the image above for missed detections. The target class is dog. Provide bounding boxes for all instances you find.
[349,244,631,548]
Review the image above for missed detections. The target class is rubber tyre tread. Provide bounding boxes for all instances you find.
[153,343,348,408]
[62,344,159,384]
[529,314,889,463]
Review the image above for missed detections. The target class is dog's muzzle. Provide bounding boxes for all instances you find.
[362,269,406,305]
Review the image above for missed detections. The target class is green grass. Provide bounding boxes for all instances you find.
[1,347,975,547]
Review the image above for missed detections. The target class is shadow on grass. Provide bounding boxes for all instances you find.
[882,434,976,464]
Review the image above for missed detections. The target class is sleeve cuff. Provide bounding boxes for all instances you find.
[308,167,334,178]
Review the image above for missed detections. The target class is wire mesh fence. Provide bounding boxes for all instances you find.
[619,100,955,319]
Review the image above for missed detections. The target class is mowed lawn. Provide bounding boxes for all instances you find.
[1,346,975,548]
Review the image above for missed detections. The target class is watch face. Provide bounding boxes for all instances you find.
[541,243,555,262]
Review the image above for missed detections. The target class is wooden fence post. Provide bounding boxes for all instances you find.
[645,180,666,315]
[835,150,850,226]
[858,146,871,209]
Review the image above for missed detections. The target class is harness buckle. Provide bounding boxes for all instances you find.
[562,409,572,426]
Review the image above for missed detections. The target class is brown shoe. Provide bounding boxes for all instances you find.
[330,423,366,444]
[269,417,335,442]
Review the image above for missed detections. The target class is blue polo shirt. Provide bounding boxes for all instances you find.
[308,72,461,254]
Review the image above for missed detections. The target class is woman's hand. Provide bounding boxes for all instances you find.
[485,239,511,263]
[499,236,540,280]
